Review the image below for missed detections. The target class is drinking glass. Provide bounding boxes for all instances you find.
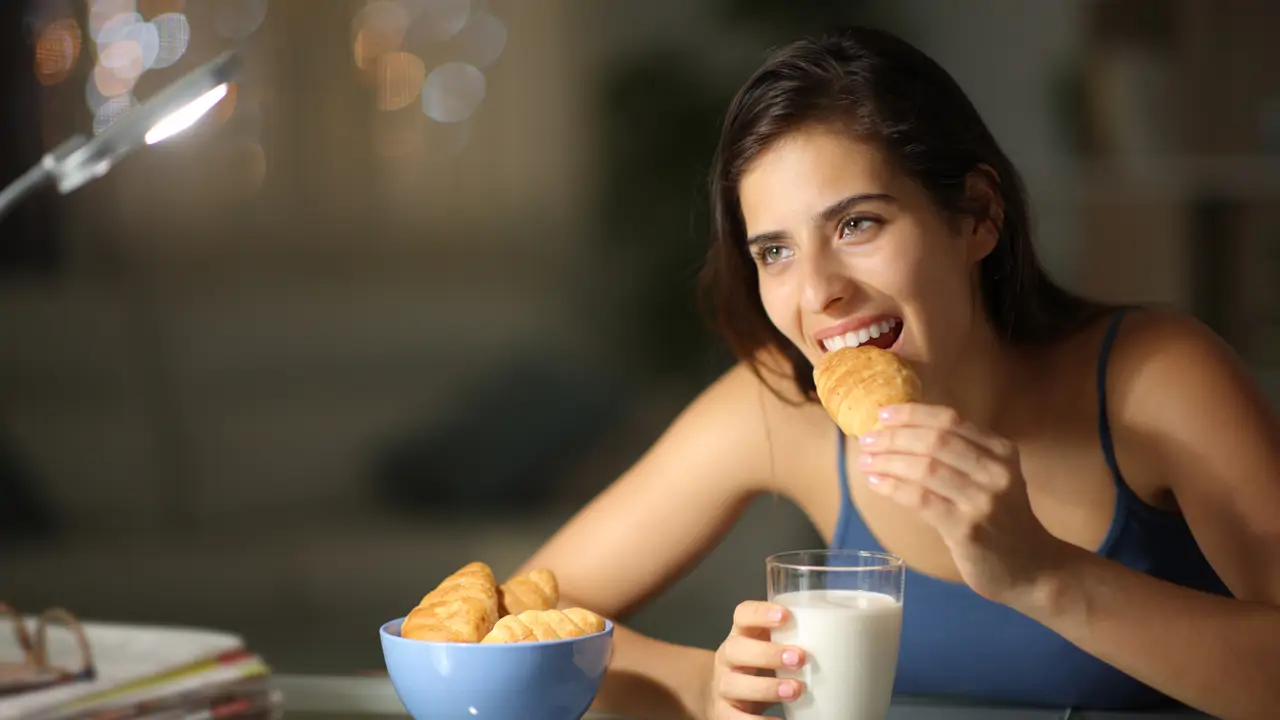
[766,550,905,720]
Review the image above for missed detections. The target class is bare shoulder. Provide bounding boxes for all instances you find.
[1102,307,1280,499]
[1037,306,1247,410]
[1104,307,1262,424]
[1103,311,1280,602]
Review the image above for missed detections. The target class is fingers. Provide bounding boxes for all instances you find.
[864,473,957,528]
[858,452,986,509]
[876,403,1014,457]
[709,601,808,715]
[720,634,805,672]
[860,425,986,475]
[717,669,805,705]
[859,422,1017,495]
[730,601,786,634]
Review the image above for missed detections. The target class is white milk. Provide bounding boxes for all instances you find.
[771,589,903,720]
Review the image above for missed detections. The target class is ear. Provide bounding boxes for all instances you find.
[962,165,1004,264]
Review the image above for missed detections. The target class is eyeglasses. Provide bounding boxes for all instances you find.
[0,604,96,697]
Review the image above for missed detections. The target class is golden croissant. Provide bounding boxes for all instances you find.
[401,561,500,643]
[499,569,559,616]
[814,345,921,437]
[481,608,606,644]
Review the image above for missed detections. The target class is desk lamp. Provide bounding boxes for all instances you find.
[0,49,243,222]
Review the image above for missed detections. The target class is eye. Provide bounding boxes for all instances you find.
[754,244,794,266]
[839,215,879,239]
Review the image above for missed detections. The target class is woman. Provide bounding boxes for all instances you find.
[514,25,1280,719]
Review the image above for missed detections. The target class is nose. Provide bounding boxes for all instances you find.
[799,247,856,314]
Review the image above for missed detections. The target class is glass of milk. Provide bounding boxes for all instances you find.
[767,550,905,720]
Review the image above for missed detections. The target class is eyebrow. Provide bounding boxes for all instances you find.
[745,193,897,247]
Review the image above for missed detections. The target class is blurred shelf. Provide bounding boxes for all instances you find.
[1070,156,1280,202]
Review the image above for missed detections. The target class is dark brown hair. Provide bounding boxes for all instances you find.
[698,25,1107,401]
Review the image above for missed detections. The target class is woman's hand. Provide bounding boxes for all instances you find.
[705,600,806,719]
[856,403,1072,606]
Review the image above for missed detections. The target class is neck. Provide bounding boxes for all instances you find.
[928,313,1026,431]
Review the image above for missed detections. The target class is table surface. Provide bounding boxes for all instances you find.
[271,675,1210,720]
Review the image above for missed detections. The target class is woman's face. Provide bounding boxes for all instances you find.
[738,125,996,385]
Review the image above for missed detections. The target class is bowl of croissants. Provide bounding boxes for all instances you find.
[380,560,613,720]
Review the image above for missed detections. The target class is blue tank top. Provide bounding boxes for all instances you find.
[831,309,1231,710]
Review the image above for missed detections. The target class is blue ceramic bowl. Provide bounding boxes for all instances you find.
[379,617,614,720]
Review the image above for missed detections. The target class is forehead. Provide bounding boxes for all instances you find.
[738,127,899,229]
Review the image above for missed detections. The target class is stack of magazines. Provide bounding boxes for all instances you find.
[0,605,278,720]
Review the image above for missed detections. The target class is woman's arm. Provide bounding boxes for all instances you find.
[1017,312,1280,720]
[511,362,787,719]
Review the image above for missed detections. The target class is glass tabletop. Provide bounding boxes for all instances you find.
[269,675,1210,720]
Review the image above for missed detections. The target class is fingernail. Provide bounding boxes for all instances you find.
[782,650,801,667]
[857,453,873,468]
[769,608,784,622]
[879,408,893,421]
[866,474,882,486]
[859,432,877,446]
[778,682,796,699]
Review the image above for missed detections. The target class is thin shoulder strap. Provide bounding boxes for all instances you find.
[1096,308,1130,489]
[836,426,852,504]
[833,426,853,547]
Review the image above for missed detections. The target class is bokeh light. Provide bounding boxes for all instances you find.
[420,62,485,123]
[94,53,140,97]
[82,0,197,117]
[399,0,470,43]
[376,52,427,111]
[352,1,410,72]
[88,0,137,42]
[455,10,505,68]
[98,18,159,80]
[34,18,82,86]
[150,12,190,69]
[355,1,497,142]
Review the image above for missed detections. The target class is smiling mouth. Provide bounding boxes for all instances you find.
[820,317,903,353]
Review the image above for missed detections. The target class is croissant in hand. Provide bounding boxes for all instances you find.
[481,608,606,644]
[401,562,500,643]
[814,345,921,437]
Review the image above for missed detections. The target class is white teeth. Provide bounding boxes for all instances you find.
[822,318,902,352]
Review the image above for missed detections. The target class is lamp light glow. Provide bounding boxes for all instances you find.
[145,82,229,145]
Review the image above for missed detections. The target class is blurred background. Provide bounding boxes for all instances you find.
[2,0,1278,674]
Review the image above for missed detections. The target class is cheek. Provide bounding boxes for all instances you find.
[906,237,980,347]
[757,277,803,342]
[898,230,972,303]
